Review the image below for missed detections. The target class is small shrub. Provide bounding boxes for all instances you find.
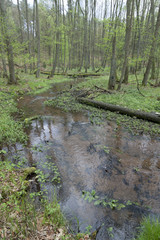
[135,217,160,240]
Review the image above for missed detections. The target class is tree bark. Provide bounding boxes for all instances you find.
[0,44,8,78]
[84,0,88,73]
[142,4,160,86]
[0,0,16,84]
[117,0,134,90]
[35,0,40,78]
[25,0,32,72]
[50,0,60,77]
[17,0,27,73]
[77,97,160,124]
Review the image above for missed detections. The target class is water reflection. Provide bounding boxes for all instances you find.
[7,87,160,239]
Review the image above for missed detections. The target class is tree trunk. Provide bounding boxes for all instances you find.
[17,0,27,73]
[50,0,60,77]
[108,34,117,90]
[25,0,32,72]
[0,0,16,84]
[6,39,16,84]
[142,4,160,86]
[117,0,134,90]
[35,0,40,78]
[77,97,160,124]
[84,0,88,73]
[0,45,8,78]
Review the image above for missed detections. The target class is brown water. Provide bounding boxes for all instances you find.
[5,83,160,239]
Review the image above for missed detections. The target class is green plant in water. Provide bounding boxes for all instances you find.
[103,146,110,154]
[82,190,126,210]
[107,227,114,238]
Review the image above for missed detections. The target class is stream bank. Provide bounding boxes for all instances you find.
[16,81,160,239]
[1,79,160,239]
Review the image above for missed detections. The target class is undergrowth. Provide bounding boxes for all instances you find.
[135,217,160,240]
[0,160,73,240]
[0,92,27,145]
[76,74,160,113]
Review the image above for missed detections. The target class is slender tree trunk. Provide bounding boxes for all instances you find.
[25,0,32,72]
[17,0,27,73]
[35,0,40,78]
[51,0,60,77]
[117,0,134,90]
[6,39,16,84]
[32,1,36,70]
[101,0,107,67]
[84,0,88,73]
[91,0,96,71]
[0,45,8,78]
[142,4,160,86]
[0,0,16,84]
[108,34,117,89]
[108,0,123,90]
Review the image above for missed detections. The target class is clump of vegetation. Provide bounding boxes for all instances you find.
[0,92,27,144]
[76,75,160,113]
[82,190,128,210]
[0,160,74,240]
[135,217,160,240]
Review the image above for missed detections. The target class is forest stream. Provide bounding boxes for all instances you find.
[4,81,160,240]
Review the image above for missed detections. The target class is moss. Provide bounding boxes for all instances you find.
[21,167,36,180]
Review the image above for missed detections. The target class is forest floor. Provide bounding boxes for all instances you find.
[45,73,160,137]
[0,73,92,240]
[0,71,160,239]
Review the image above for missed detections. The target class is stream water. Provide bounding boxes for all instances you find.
[5,82,160,239]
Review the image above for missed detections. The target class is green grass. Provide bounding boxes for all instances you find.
[0,160,74,240]
[135,217,160,240]
[76,74,160,113]
[0,92,27,144]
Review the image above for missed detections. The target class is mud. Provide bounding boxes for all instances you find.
[3,81,160,239]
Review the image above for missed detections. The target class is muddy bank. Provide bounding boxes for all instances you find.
[3,82,160,240]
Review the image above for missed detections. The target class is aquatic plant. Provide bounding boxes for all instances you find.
[82,190,126,210]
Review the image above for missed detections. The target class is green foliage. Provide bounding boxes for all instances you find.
[82,190,126,210]
[42,197,65,228]
[107,227,114,238]
[0,161,36,239]
[0,160,72,239]
[31,146,61,185]
[135,217,160,240]
[0,92,27,144]
[76,74,160,113]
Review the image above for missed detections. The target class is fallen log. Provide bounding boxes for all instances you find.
[77,97,160,124]
[40,71,102,78]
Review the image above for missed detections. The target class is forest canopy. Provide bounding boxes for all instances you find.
[0,0,160,90]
